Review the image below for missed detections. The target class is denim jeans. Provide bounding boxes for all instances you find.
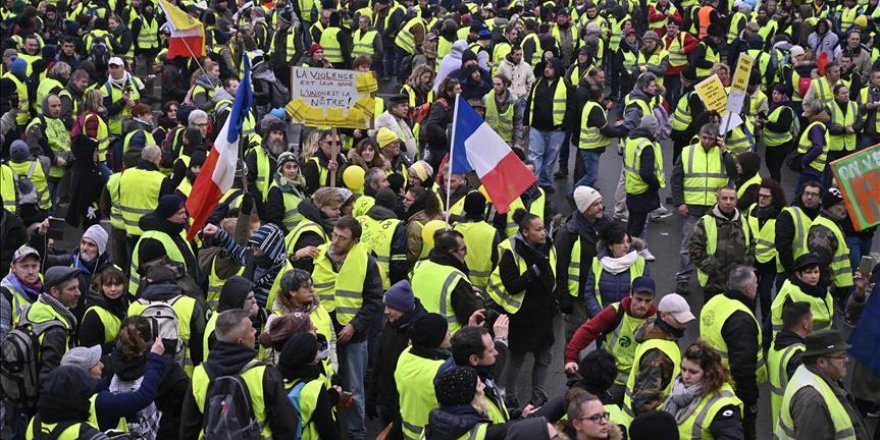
[338,339,368,438]
[846,234,875,275]
[676,205,710,283]
[613,169,628,222]
[527,128,565,187]
[574,149,602,189]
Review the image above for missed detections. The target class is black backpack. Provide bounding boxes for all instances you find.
[89,40,111,70]
[1,316,66,409]
[201,361,264,440]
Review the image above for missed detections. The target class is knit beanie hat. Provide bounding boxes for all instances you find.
[10,57,26,78]
[573,186,602,213]
[156,194,186,219]
[277,151,298,170]
[463,191,486,219]
[10,139,30,162]
[383,280,415,312]
[822,187,844,209]
[374,188,397,210]
[408,161,433,183]
[81,225,109,257]
[259,312,312,348]
[630,410,678,440]
[435,366,478,406]
[248,223,286,265]
[377,127,399,149]
[461,49,478,64]
[410,313,448,348]
[277,332,319,378]
[218,276,254,312]
[309,43,323,56]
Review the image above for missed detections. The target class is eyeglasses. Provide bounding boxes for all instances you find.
[579,412,610,423]
[803,191,821,198]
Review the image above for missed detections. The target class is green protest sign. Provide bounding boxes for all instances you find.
[830,144,880,231]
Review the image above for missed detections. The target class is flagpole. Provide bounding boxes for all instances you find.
[445,94,460,227]
[180,31,209,79]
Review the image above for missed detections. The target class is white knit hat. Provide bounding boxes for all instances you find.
[573,186,602,213]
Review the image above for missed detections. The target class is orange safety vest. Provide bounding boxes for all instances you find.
[698,6,714,38]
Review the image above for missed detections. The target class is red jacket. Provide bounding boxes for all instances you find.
[565,297,658,363]
[664,31,699,75]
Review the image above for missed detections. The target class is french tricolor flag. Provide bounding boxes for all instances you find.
[186,58,253,241]
[451,97,536,214]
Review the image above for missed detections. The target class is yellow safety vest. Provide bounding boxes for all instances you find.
[453,220,497,290]
[395,346,445,440]
[809,216,854,288]
[623,337,681,419]
[764,105,795,147]
[484,90,515,143]
[357,215,404,289]
[681,143,728,207]
[727,12,747,43]
[780,206,811,271]
[736,173,762,199]
[2,72,29,125]
[604,302,649,385]
[776,365,858,440]
[135,16,159,49]
[589,256,646,308]
[206,255,245,311]
[696,42,718,78]
[128,294,196,375]
[87,393,128,431]
[83,305,122,345]
[286,378,325,440]
[102,79,143,135]
[352,29,378,59]
[319,27,344,64]
[284,219,328,256]
[521,33,542,67]
[34,78,64,113]
[129,229,188,293]
[250,146,272,202]
[504,189,546,238]
[770,279,834,334]
[812,77,835,106]
[192,361,272,439]
[25,419,93,440]
[672,90,693,131]
[635,47,669,86]
[768,341,805,428]
[699,294,768,383]
[395,18,423,54]
[746,203,779,270]
[667,33,688,68]
[828,100,858,151]
[411,259,469,333]
[579,101,612,150]
[122,128,156,154]
[269,180,304,230]
[0,164,16,212]
[486,238,557,315]
[83,112,110,162]
[118,168,166,236]
[677,383,744,439]
[311,243,368,323]
[623,136,665,195]
[528,77,568,127]
[696,214,751,287]
[8,160,51,210]
[27,116,70,180]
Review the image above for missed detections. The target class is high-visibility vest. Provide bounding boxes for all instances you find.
[696,214,751,287]
[528,77,568,127]
[252,147,272,202]
[411,259,469,333]
[521,33,542,66]
[623,337,681,419]
[551,25,580,55]
[623,136,665,195]
[726,119,756,155]
[839,6,860,33]
[699,294,768,383]
[128,294,197,375]
[122,128,156,154]
[105,173,125,230]
[25,420,95,440]
[26,117,68,180]
[746,203,779,270]
[797,121,830,173]
[357,215,403,289]
[768,340,805,428]
[118,168,166,236]
[621,49,638,77]
[437,37,454,59]
[635,47,669,86]
[192,360,273,438]
[589,256,646,308]
[319,27,344,64]
[608,15,630,52]
[603,302,649,385]
[666,32,689,68]
[102,78,143,135]
[352,29,378,59]
[269,180,303,230]
[311,243,368,323]
[0,164,16,212]
[83,112,111,161]
[695,42,718,77]
[677,383,743,439]
[650,2,678,30]
[453,220,497,289]
[129,229,189,293]
[298,0,316,21]
[3,72,30,126]
[567,236,585,298]
[206,254,244,311]
[809,216,854,288]
[284,218,328,256]
[486,238,557,315]
[776,365,858,440]
[504,189,546,238]
[34,78,64,113]
[87,392,129,431]
[727,11,747,43]
[828,100,858,151]
[672,90,693,131]
[697,5,715,38]
[484,90,515,143]
[395,18,423,54]
[778,206,811,272]
[395,346,445,440]
[82,305,122,345]
[770,279,834,335]
[492,41,512,73]
[579,101,612,150]
[736,173,762,199]
[680,143,729,207]
[764,105,795,147]
[758,20,779,43]
[135,15,159,49]
[269,30,300,64]
[286,378,323,440]
[812,77,835,106]
[8,161,51,210]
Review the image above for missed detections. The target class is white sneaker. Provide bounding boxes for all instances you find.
[649,206,673,221]
[639,248,656,261]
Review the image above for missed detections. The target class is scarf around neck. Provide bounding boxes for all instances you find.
[661,376,705,423]
[600,250,639,275]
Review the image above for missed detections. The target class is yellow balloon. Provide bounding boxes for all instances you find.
[343,166,366,193]
[420,220,448,251]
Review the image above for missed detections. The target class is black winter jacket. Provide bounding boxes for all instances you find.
[368,300,428,408]
[719,289,760,408]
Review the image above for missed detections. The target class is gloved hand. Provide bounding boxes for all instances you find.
[558,292,574,314]
[240,193,254,215]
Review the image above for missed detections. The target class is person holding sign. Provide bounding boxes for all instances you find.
[303,129,347,195]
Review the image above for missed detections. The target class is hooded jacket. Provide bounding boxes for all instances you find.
[425,404,509,440]
[433,41,468,94]
[78,287,128,352]
[35,367,108,440]
[365,203,410,284]
[526,58,575,131]
[287,199,332,273]
[688,205,754,293]
[179,341,299,439]
[368,298,428,408]
[136,213,200,282]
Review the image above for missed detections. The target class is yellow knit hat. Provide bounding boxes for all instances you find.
[377,127,399,149]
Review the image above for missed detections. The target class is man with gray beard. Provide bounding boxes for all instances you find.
[246,120,289,217]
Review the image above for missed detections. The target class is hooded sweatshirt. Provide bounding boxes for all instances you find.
[434,41,468,93]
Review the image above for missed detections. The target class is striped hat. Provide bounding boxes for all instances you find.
[248,223,287,265]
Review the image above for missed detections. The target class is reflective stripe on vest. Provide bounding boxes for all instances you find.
[699,294,767,383]
[529,77,568,126]
[319,27,344,63]
[681,143,728,206]
[130,230,188,293]
[678,385,743,439]
[828,100,858,151]
[770,279,835,334]
[486,238,557,314]
[453,220,498,290]
[118,168,166,236]
[312,243,368,323]
[776,364,857,440]
[623,338,681,417]
[357,215,403,289]
[411,259,468,333]
[623,137,665,195]
[395,347,445,440]
[579,101,611,150]
[484,90,515,143]
[768,342,805,428]
[809,216,854,288]
[605,303,648,385]
[192,361,271,438]
[764,106,795,146]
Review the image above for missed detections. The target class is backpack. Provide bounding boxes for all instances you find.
[202,361,264,440]
[11,162,40,207]
[89,40,112,70]
[139,296,185,366]
[0,316,66,409]
[286,381,309,440]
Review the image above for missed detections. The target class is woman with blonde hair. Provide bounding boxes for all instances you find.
[661,340,743,439]
[186,59,221,111]
[402,65,435,111]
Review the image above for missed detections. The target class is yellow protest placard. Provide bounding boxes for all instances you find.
[730,55,754,94]
[286,67,379,129]
[695,74,727,114]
